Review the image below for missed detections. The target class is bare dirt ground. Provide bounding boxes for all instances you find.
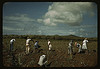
[3,38,97,67]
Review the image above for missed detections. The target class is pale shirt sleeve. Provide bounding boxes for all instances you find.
[43,61,47,65]
[10,39,13,43]
[48,41,50,45]
[86,40,88,42]
[83,40,85,44]
[28,39,31,42]
[69,42,71,46]
[49,44,52,47]
[69,43,70,46]
[26,39,31,44]
[34,42,38,45]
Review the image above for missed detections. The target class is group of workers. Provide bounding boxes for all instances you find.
[9,37,88,67]
[68,38,88,55]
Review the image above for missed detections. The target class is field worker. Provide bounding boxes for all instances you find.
[34,41,39,49]
[48,40,50,47]
[75,42,79,48]
[10,39,15,52]
[38,55,47,67]
[49,43,52,51]
[82,38,88,50]
[48,40,52,51]
[75,42,82,53]
[26,37,31,54]
[68,40,73,55]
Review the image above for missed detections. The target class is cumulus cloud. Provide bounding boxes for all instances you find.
[37,2,95,26]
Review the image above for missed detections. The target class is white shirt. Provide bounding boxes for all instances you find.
[49,44,52,48]
[83,39,88,45]
[38,55,47,66]
[10,39,15,44]
[69,42,72,47]
[26,39,31,45]
[34,42,38,46]
[48,41,51,45]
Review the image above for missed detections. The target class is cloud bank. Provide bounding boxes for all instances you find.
[3,14,39,35]
[3,2,97,37]
[37,2,95,26]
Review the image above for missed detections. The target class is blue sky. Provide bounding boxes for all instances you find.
[3,2,97,37]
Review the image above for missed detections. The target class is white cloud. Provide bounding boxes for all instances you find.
[3,14,36,31]
[3,14,40,35]
[37,19,43,23]
[38,30,42,34]
[3,26,24,31]
[67,30,76,35]
[68,31,76,35]
[4,14,35,22]
[80,28,85,31]
[38,2,95,26]
[43,18,56,26]
[43,18,50,25]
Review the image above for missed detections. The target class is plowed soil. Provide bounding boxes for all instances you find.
[3,38,97,67]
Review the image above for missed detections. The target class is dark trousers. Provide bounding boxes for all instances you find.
[10,43,13,51]
[35,45,39,48]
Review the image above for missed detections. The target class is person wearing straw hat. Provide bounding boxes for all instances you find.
[48,40,52,51]
[49,43,52,51]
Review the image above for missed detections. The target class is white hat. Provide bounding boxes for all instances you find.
[42,55,46,57]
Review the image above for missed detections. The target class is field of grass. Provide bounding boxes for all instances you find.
[3,35,97,67]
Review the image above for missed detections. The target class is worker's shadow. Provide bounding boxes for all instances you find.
[38,45,41,48]
[80,51,85,54]
[46,62,52,67]
[38,49,43,53]
[52,50,55,51]
[73,52,77,55]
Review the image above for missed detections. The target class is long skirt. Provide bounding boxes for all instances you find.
[68,46,73,54]
[82,44,87,50]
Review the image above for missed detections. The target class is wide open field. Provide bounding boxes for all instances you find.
[3,36,97,67]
